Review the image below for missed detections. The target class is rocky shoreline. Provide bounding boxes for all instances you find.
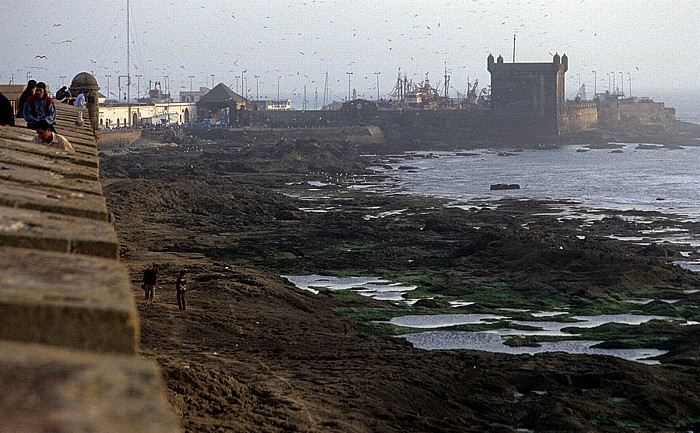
[100,127,700,432]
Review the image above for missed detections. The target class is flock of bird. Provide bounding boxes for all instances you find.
[11,0,633,101]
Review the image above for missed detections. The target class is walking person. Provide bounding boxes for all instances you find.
[142,262,159,305]
[176,270,187,311]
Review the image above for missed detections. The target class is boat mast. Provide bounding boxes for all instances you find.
[127,0,131,127]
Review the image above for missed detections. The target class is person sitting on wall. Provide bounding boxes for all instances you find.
[75,90,89,108]
[55,86,73,104]
[23,82,56,131]
[0,92,15,128]
[16,79,36,118]
[32,119,74,152]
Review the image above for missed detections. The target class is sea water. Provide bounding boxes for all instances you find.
[375,144,700,220]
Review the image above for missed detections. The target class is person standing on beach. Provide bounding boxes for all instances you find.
[176,270,187,311]
[16,79,36,118]
[142,262,159,305]
[23,82,56,131]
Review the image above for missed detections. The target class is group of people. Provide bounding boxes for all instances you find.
[142,262,188,311]
[0,79,90,152]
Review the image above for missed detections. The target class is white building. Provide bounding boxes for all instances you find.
[99,102,198,128]
[252,99,293,111]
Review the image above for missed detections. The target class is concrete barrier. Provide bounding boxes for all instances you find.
[0,104,180,432]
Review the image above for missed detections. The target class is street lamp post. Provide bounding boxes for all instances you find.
[592,70,596,96]
[627,72,632,98]
[105,75,111,102]
[135,74,142,100]
[277,76,281,103]
[346,72,353,101]
[254,75,259,100]
[374,72,381,101]
[620,72,624,97]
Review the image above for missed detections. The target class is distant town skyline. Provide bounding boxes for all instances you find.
[1,0,698,106]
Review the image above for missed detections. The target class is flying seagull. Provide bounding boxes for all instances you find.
[35,55,47,59]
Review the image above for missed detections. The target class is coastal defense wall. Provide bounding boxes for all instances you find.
[598,98,676,128]
[249,105,492,149]
[0,105,180,432]
[188,124,384,146]
[98,128,144,149]
[558,103,598,133]
[378,109,491,148]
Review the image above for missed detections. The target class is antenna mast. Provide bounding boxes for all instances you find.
[512,33,516,63]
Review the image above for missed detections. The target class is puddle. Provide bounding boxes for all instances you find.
[387,314,506,328]
[531,311,568,317]
[363,208,408,220]
[673,261,700,272]
[623,299,654,305]
[450,300,476,308]
[284,274,416,300]
[399,331,666,364]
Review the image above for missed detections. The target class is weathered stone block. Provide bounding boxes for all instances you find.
[0,246,138,353]
[0,340,181,433]
[0,206,119,258]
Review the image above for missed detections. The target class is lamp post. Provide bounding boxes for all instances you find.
[346,72,353,101]
[620,72,624,97]
[577,73,581,97]
[105,75,111,102]
[592,70,596,97]
[135,74,142,100]
[277,75,281,103]
[254,75,259,100]
[374,71,381,101]
[627,72,632,98]
[611,71,615,94]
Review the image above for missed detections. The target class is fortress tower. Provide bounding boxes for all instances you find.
[487,53,568,135]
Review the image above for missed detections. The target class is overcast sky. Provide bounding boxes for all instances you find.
[1,0,698,105]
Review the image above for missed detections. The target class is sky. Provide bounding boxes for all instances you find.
[1,0,698,107]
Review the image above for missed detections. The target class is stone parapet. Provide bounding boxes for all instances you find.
[0,340,180,433]
[0,101,180,432]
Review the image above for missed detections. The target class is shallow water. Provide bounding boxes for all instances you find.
[283,274,416,300]
[400,331,666,364]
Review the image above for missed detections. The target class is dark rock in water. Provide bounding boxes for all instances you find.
[412,298,450,308]
[638,243,677,258]
[610,149,623,153]
[398,165,419,170]
[490,183,520,190]
[503,335,541,347]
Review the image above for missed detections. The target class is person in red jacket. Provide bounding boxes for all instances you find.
[23,82,56,131]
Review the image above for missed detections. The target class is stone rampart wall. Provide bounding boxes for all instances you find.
[0,104,180,432]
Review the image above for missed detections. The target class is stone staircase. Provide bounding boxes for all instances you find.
[0,104,180,432]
